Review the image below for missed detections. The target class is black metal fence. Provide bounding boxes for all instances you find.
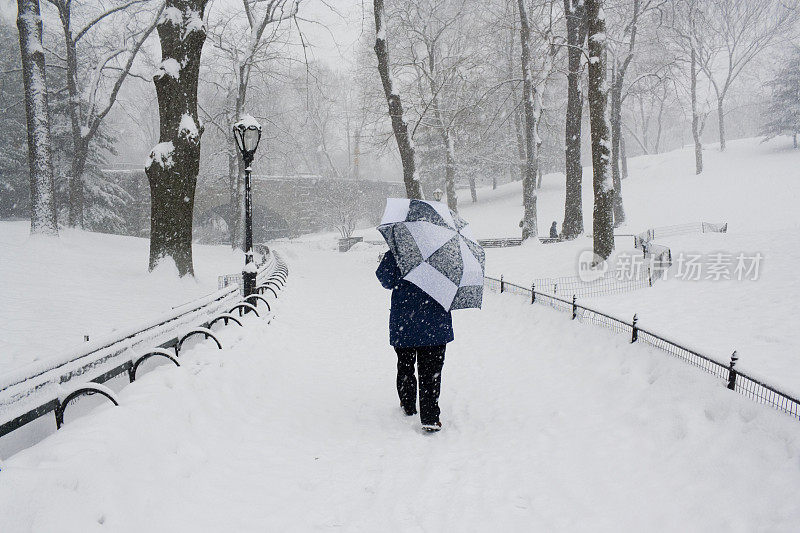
[486,275,800,421]
[0,253,289,451]
[531,267,662,299]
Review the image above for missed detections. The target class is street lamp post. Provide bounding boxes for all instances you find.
[233,115,262,299]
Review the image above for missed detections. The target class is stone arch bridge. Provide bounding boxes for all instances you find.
[250,175,405,238]
[101,167,405,240]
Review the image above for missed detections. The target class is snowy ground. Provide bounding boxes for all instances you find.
[0,222,245,376]
[590,228,800,393]
[1,242,798,531]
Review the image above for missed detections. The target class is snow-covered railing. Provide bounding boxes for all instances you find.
[0,252,289,450]
[477,237,559,248]
[486,275,800,422]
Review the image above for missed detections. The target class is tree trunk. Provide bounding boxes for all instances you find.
[517,0,538,241]
[691,48,703,174]
[353,128,361,178]
[443,132,458,210]
[610,69,625,227]
[562,0,585,240]
[717,96,726,151]
[611,0,641,227]
[145,0,208,276]
[17,0,58,236]
[620,136,628,179]
[653,94,665,154]
[427,51,458,212]
[374,0,422,200]
[69,143,87,227]
[514,105,526,181]
[585,0,614,260]
[65,28,84,228]
[50,0,160,230]
[469,177,477,202]
[54,1,86,228]
[507,3,525,183]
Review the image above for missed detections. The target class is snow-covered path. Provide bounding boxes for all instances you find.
[1,244,799,532]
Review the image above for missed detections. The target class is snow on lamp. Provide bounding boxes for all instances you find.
[233,115,262,168]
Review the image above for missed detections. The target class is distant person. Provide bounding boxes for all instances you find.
[376,250,452,432]
[550,221,558,239]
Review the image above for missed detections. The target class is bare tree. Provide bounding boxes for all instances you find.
[394,0,472,212]
[625,75,673,154]
[17,0,58,236]
[517,0,539,240]
[46,0,163,227]
[145,0,209,276]
[605,0,663,226]
[507,2,526,183]
[316,180,369,239]
[696,0,799,151]
[373,0,422,200]
[668,0,707,172]
[206,0,299,249]
[586,0,614,259]
[561,0,586,239]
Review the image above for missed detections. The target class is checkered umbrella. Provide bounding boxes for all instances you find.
[378,198,485,311]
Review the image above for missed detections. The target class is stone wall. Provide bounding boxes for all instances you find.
[251,176,405,236]
[102,169,406,240]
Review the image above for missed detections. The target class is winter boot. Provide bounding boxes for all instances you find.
[421,421,442,432]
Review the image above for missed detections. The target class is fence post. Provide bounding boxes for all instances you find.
[631,314,638,343]
[500,275,504,293]
[727,350,738,390]
[572,295,577,320]
[648,266,653,287]
[531,283,536,304]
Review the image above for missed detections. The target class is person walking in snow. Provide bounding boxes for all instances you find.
[550,221,559,239]
[376,250,452,432]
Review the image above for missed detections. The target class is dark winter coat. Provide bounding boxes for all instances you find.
[376,251,454,347]
[550,223,559,239]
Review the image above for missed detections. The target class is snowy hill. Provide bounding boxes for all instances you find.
[460,136,800,237]
[412,137,800,395]
[0,223,246,376]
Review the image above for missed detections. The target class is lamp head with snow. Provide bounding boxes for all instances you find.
[233,115,262,168]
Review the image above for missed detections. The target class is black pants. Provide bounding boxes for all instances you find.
[394,345,446,425]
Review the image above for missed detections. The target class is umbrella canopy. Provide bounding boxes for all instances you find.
[378,198,485,311]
